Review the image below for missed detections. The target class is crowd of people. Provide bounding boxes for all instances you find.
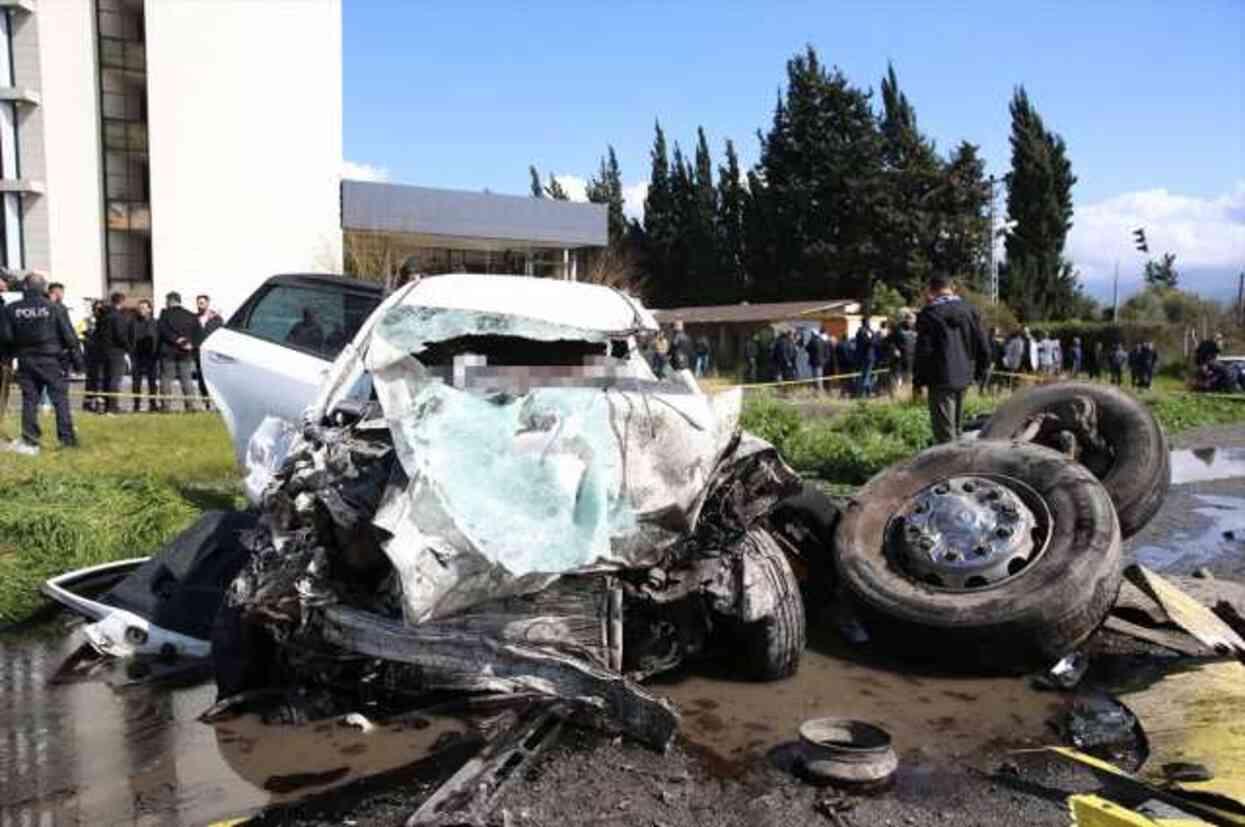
[644,275,1239,445]
[78,290,221,415]
[0,273,223,455]
[997,327,1161,389]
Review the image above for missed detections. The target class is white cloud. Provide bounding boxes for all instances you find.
[623,181,648,220]
[1066,182,1245,298]
[552,174,588,202]
[341,159,390,182]
[551,175,647,221]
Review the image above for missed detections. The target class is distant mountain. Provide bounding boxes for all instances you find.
[1084,266,1241,305]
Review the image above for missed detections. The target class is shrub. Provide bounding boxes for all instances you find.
[739,391,804,454]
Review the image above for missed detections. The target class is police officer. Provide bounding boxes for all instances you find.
[101,291,130,415]
[0,273,83,454]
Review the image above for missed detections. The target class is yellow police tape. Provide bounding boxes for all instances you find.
[723,368,891,390]
[67,389,215,404]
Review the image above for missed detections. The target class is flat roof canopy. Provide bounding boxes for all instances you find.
[342,180,607,248]
[652,299,862,324]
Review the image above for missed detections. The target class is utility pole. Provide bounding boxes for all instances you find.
[987,176,999,303]
[1111,261,1119,322]
[1238,270,1244,326]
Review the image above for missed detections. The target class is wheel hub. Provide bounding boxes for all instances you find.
[891,476,1039,590]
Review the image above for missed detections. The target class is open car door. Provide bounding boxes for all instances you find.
[201,276,381,463]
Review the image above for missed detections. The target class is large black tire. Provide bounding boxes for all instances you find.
[835,441,1122,671]
[734,529,806,681]
[979,382,1169,538]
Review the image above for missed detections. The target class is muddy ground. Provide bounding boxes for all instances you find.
[2,428,1242,827]
[242,429,1245,827]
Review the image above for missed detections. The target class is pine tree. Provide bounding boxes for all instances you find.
[1002,87,1084,319]
[529,165,544,198]
[751,47,886,301]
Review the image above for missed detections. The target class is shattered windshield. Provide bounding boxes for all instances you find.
[364,302,691,397]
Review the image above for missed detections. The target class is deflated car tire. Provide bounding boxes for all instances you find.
[979,382,1169,538]
[834,441,1122,671]
[735,529,806,681]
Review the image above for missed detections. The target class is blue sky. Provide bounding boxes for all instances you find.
[343,1,1245,301]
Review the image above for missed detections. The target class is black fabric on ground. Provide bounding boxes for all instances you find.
[101,510,258,641]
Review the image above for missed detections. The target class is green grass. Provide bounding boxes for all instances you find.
[742,391,1001,485]
[741,382,1244,486]
[1142,391,1245,433]
[0,410,240,624]
[0,383,1240,625]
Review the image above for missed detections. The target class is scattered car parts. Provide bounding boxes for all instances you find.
[1122,564,1245,657]
[797,718,898,789]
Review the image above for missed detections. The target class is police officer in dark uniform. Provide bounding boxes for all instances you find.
[101,291,130,415]
[0,273,84,454]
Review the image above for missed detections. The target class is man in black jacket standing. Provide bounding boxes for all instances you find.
[157,291,200,412]
[0,273,83,453]
[129,299,159,412]
[914,274,991,444]
[806,329,826,391]
[101,291,130,414]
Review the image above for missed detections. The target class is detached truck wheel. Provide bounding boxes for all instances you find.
[835,441,1121,671]
[979,382,1169,538]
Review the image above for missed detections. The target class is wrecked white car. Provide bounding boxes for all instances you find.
[200,273,807,749]
[43,273,1178,755]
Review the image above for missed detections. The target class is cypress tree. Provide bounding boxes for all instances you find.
[1002,87,1082,319]
[717,139,747,301]
[931,141,991,292]
[689,127,722,301]
[529,165,544,198]
[877,62,944,297]
[586,146,627,246]
[643,122,676,304]
[667,142,694,305]
[545,174,569,200]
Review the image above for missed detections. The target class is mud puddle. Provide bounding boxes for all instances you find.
[1133,493,1245,572]
[1170,447,1245,485]
[0,628,473,826]
[652,621,1067,774]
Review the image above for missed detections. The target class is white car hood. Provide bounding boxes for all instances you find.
[247,275,746,622]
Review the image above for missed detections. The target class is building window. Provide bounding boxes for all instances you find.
[0,10,20,272]
[95,0,152,286]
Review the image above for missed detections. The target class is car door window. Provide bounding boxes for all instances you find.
[240,285,378,360]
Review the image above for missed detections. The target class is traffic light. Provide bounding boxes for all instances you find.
[1133,228,1148,253]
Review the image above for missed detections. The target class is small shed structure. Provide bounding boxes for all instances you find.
[652,300,890,370]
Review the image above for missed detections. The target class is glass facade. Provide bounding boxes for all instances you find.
[95,0,151,288]
[344,231,578,282]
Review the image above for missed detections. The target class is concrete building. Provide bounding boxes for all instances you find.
[1,0,343,317]
[341,180,607,282]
